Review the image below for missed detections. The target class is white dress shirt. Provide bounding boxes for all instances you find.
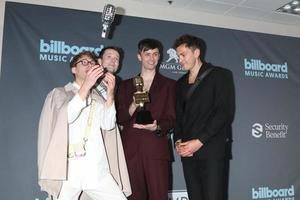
[66,82,116,189]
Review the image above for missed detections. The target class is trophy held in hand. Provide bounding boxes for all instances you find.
[133,76,153,124]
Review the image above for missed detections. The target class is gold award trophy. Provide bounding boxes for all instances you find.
[133,76,153,124]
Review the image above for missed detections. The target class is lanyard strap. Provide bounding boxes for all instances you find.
[68,93,97,158]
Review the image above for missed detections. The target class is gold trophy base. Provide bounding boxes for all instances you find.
[136,110,153,125]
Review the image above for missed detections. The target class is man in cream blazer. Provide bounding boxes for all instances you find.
[38,51,131,199]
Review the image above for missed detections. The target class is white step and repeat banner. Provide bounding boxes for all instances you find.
[0,2,299,200]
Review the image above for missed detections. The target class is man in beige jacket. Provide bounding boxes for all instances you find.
[38,51,131,199]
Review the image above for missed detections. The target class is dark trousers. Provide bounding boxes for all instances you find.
[127,152,169,200]
[182,158,227,200]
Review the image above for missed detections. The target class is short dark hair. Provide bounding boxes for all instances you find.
[97,46,123,60]
[69,51,97,69]
[173,34,206,61]
[138,38,163,55]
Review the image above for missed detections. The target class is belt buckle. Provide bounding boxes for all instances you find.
[75,150,86,157]
[68,143,86,159]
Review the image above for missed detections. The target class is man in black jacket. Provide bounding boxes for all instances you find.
[173,34,235,200]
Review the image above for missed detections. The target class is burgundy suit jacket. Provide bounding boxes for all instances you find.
[117,73,176,160]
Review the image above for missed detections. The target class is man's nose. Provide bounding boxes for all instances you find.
[179,57,183,64]
[87,65,93,70]
[149,55,156,61]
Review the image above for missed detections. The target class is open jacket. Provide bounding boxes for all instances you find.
[175,63,235,160]
[37,82,131,198]
[117,73,176,161]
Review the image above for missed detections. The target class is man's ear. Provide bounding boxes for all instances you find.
[71,66,76,75]
[137,53,142,61]
[194,48,200,58]
[98,58,102,65]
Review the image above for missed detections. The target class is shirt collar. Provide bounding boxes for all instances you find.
[72,82,80,90]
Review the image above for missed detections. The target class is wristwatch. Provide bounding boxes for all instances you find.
[155,124,162,136]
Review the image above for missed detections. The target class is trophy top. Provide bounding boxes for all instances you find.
[133,76,144,92]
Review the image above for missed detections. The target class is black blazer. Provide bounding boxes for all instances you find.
[174,62,235,159]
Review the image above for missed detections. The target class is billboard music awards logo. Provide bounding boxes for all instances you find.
[168,190,189,200]
[39,39,104,63]
[244,58,288,79]
[160,48,186,74]
[252,122,288,139]
[252,185,295,200]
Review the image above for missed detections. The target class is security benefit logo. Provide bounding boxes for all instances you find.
[252,185,295,200]
[160,48,186,74]
[39,39,104,63]
[244,58,288,79]
[252,123,288,139]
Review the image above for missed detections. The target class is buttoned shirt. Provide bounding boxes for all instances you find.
[66,82,116,189]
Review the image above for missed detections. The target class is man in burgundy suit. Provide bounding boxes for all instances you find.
[117,38,176,200]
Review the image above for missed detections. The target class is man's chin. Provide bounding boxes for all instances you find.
[109,70,117,74]
[106,68,116,74]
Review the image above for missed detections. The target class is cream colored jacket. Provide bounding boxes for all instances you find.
[38,83,131,198]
